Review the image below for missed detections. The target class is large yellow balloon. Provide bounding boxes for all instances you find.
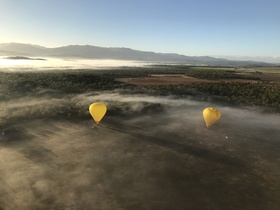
[89,102,107,124]
[203,107,221,128]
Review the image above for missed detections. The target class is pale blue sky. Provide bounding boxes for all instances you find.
[1,0,279,57]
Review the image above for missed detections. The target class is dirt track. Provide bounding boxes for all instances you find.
[115,75,210,86]
[115,74,261,86]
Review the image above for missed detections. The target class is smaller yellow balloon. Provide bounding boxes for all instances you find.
[203,107,221,128]
[89,102,107,124]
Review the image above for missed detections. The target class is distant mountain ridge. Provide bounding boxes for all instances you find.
[0,42,276,67]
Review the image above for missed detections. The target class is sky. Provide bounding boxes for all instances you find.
[1,0,280,59]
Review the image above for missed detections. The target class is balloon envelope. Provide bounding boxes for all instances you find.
[89,102,107,124]
[203,107,221,128]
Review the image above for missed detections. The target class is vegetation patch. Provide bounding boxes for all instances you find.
[0,65,279,126]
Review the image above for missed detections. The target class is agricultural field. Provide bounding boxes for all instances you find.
[115,66,280,112]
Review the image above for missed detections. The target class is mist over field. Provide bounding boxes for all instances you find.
[0,56,154,71]
[1,87,280,209]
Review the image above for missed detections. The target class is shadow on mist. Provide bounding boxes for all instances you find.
[100,123,247,169]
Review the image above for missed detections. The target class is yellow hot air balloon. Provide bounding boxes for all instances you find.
[203,107,221,128]
[89,102,107,124]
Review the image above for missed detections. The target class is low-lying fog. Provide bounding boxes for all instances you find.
[1,91,280,209]
[0,56,154,71]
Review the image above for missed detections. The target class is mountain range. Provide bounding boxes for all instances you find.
[0,43,277,67]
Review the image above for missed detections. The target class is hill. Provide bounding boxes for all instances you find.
[0,42,276,67]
